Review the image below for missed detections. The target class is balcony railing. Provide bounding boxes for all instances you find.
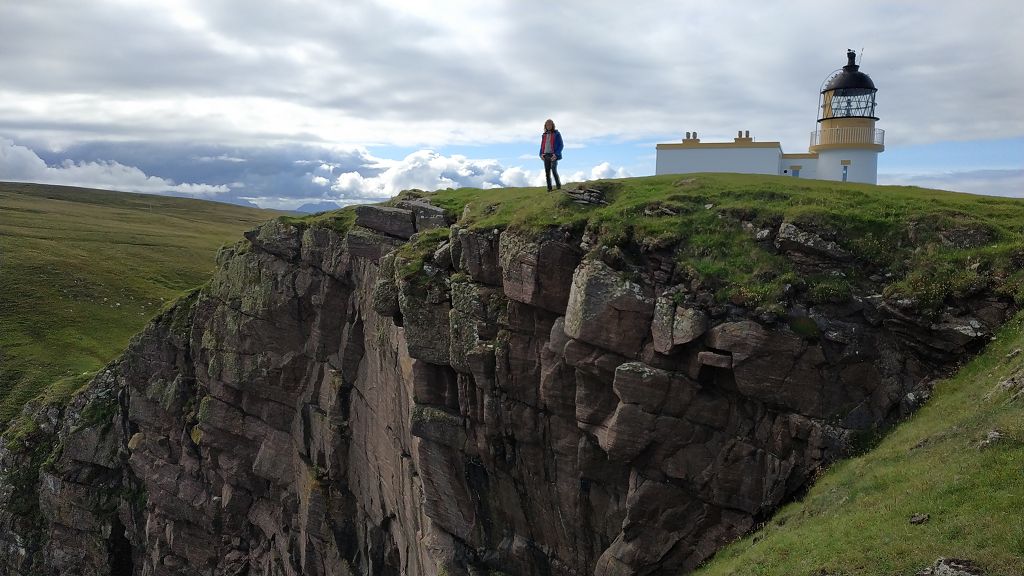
[810,127,885,148]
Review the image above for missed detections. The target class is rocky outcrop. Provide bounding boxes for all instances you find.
[0,204,1011,576]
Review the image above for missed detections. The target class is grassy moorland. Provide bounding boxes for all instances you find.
[0,182,277,422]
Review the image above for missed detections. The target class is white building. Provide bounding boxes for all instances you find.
[656,50,884,184]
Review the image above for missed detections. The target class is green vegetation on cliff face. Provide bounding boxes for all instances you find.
[425,174,1024,313]
[0,182,276,421]
[695,312,1024,576]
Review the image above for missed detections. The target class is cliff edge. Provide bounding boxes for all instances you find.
[2,174,1020,575]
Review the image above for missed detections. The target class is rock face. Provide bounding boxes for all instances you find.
[0,205,1011,576]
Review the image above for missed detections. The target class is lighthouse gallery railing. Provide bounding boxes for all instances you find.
[809,127,885,147]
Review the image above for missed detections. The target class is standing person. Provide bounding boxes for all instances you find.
[539,119,563,191]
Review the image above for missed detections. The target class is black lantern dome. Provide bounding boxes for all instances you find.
[818,50,878,121]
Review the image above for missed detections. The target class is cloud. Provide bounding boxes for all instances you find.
[568,162,632,183]
[0,2,1020,152]
[329,150,510,198]
[194,154,247,163]
[879,169,1024,198]
[587,162,631,180]
[326,150,633,200]
[0,138,227,195]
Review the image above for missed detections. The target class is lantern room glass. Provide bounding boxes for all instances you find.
[821,88,877,120]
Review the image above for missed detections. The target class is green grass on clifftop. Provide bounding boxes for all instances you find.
[422,174,1024,313]
[0,182,277,422]
[694,312,1024,575]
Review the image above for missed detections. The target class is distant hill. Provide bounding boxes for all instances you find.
[0,182,280,421]
[294,200,343,213]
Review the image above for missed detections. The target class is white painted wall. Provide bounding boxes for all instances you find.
[655,146,782,176]
[781,158,818,180]
[816,149,879,184]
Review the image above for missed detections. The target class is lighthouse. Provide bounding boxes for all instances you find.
[655,50,885,184]
[809,49,884,183]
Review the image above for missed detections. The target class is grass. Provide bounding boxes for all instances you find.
[396,227,452,281]
[0,182,277,422]
[425,174,1024,312]
[694,312,1024,575]
[277,205,357,235]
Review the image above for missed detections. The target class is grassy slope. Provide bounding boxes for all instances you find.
[0,182,276,422]
[695,312,1024,575]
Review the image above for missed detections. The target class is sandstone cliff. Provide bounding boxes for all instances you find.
[0,193,1011,575]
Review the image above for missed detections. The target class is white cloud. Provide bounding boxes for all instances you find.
[0,138,227,195]
[569,162,632,183]
[193,154,246,163]
[329,150,510,198]
[0,2,1020,152]
[499,166,541,187]
[590,162,632,180]
[879,169,1024,198]
[326,151,634,200]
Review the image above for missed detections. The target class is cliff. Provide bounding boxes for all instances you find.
[1,175,1018,575]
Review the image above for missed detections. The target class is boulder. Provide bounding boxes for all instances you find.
[346,226,404,261]
[449,280,503,373]
[916,558,985,576]
[458,229,503,285]
[652,295,708,354]
[564,258,654,357]
[612,362,672,413]
[706,320,827,416]
[697,351,732,369]
[433,240,453,270]
[398,273,451,365]
[354,205,416,239]
[395,199,451,232]
[371,252,401,318]
[499,231,581,313]
[774,222,852,262]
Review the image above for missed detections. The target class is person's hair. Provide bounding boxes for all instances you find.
[544,119,555,131]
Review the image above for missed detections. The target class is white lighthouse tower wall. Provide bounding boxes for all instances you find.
[815,148,878,184]
[655,145,782,176]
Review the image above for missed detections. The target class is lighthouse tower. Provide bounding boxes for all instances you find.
[809,49,884,183]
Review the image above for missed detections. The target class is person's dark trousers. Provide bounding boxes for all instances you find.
[543,154,561,191]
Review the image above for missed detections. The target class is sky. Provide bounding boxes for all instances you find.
[0,1,1021,211]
